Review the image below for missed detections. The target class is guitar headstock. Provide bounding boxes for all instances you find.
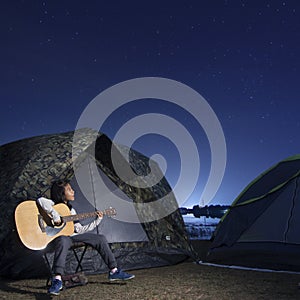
[103,207,117,217]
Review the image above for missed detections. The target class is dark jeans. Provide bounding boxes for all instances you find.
[51,233,117,275]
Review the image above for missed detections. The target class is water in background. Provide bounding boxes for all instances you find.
[183,215,219,240]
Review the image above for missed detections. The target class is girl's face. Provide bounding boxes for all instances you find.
[64,183,75,201]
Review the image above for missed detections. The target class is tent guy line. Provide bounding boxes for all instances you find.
[196,261,300,276]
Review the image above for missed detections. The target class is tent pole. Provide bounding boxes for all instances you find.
[87,155,99,235]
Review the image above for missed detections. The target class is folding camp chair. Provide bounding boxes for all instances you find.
[43,241,89,286]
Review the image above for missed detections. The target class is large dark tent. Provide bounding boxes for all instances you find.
[0,129,194,279]
[207,154,300,271]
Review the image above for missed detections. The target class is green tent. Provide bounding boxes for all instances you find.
[207,154,300,271]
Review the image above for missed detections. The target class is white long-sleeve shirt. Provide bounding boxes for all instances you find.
[37,197,102,235]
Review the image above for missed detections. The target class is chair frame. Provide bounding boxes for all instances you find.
[43,242,89,286]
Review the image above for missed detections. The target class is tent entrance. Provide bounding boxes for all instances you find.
[238,177,300,244]
[70,155,149,243]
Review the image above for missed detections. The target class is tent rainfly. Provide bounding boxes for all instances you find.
[0,129,194,279]
[207,154,300,272]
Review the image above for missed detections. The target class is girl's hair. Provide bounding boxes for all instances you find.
[50,180,72,209]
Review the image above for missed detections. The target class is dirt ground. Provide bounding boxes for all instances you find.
[1,241,300,300]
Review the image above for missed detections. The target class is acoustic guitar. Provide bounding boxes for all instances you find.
[15,200,116,250]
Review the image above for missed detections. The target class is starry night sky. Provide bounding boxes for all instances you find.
[1,1,300,207]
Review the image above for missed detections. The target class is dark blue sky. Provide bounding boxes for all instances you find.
[1,1,300,207]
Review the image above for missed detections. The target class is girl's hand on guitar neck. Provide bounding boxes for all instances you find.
[96,211,103,219]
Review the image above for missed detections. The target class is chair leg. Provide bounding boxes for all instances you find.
[43,253,53,286]
[72,245,88,273]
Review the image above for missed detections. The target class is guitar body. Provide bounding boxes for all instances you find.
[15,200,74,250]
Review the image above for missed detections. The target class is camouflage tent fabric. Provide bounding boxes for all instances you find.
[0,129,195,279]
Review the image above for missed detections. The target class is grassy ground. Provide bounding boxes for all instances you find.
[0,241,300,300]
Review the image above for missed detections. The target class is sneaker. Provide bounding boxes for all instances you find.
[108,269,135,281]
[48,278,63,295]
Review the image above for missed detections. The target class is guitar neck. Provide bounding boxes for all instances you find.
[61,208,115,223]
[62,211,98,223]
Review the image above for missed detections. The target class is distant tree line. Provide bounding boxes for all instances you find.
[180,205,230,219]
